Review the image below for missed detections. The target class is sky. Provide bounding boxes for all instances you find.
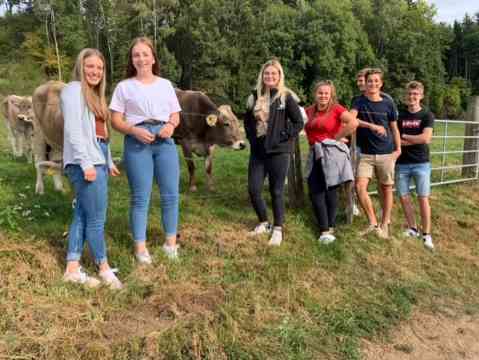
[427,0,479,24]
[0,2,478,24]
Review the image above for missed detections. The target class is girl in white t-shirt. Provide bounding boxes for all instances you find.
[110,37,182,262]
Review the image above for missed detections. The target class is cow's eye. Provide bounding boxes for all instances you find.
[224,122,230,127]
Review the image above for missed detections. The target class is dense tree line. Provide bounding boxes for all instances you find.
[0,0,478,117]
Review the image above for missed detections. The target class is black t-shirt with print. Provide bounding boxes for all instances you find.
[397,108,434,164]
[352,95,398,155]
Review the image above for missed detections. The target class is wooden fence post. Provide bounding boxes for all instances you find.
[345,133,358,224]
[287,136,304,208]
[462,96,479,178]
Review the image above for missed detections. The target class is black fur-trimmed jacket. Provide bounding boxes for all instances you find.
[244,89,304,155]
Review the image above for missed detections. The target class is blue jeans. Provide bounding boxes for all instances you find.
[65,142,109,265]
[123,123,180,242]
[395,162,431,197]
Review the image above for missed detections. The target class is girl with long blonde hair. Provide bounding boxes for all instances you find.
[244,59,304,246]
[61,48,122,289]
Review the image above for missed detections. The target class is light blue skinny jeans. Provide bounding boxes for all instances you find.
[65,142,109,265]
[123,122,180,242]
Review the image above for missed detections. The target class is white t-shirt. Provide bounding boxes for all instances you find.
[109,77,181,125]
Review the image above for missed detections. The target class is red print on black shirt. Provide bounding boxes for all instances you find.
[402,119,421,128]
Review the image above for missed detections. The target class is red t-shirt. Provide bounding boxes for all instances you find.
[304,104,346,145]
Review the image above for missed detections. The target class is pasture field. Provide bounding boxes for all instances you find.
[0,122,479,360]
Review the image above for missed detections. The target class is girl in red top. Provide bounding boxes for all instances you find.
[305,80,357,243]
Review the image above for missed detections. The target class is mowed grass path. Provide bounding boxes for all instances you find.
[0,124,478,360]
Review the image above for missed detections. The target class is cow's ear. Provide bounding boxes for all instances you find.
[206,114,218,127]
[8,95,22,108]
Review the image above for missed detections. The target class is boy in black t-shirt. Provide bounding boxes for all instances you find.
[351,68,401,239]
[396,81,434,249]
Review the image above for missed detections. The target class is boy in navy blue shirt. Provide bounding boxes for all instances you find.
[351,68,401,238]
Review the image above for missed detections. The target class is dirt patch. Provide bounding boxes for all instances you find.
[362,311,479,360]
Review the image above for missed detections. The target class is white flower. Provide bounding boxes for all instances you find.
[22,210,32,217]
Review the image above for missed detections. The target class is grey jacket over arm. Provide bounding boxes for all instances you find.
[61,81,113,171]
[305,139,354,188]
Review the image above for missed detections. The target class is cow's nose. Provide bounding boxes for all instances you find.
[231,141,246,150]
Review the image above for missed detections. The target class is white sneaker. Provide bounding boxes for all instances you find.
[248,222,271,236]
[135,250,152,265]
[99,268,123,290]
[268,227,282,246]
[423,234,434,250]
[319,233,336,244]
[403,227,420,238]
[162,243,179,260]
[63,267,101,288]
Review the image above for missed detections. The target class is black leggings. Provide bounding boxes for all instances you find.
[248,152,290,227]
[308,159,339,232]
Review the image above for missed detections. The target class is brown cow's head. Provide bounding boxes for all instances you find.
[5,96,35,125]
[205,105,245,150]
[17,97,35,124]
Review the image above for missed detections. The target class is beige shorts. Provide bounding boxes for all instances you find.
[357,154,395,185]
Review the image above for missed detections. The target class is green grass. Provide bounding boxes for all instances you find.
[1,122,479,359]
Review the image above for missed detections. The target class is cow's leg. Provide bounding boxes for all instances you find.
[181,144,197,192]
[33,133,48,194]
[36,162,63,193]
[52,172,64,192]
[5,124,15,156]
[35,162,45,195]
[51,149,64,192]
[7,125,21,158]
[24,125,34,163]
[17,132,26,159]
[205,145,215,191]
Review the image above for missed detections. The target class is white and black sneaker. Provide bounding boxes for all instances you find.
[268,227,283,246]
[423,234,434,250]
[319,233,336,244]
[403,227,420,238]
[248,222,272,236]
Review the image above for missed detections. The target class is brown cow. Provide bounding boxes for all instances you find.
[1,95,35,162]
[31,81,65,194]
[174,89,245,191]
[30,84,245,194]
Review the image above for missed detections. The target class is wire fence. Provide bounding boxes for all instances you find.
[430,118,479,187]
